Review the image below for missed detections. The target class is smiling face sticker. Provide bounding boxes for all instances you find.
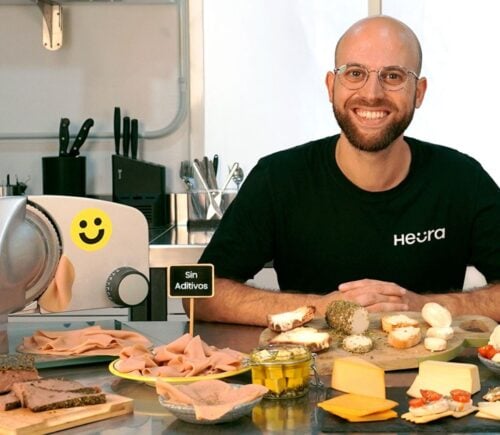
[71,208,112,251]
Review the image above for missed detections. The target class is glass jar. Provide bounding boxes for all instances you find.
[249,344,313,399]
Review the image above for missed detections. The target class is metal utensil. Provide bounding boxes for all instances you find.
[193,160,223,219]
[206,163,239,219]
[232,164,244,190]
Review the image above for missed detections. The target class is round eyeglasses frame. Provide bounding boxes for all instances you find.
[333,63,419,91]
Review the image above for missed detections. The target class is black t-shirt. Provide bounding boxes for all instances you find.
[199,135,500,294]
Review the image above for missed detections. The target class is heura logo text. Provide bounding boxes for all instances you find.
[393,228,446,246]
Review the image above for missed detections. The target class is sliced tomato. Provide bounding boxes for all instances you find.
[450,389,471,403]
[409,398,426,408]
[478,344,497,359]
[420,389,443,402]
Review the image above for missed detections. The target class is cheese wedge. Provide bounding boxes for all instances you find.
[318,393,398,417]
[477,401,500,420]
[333,409,398,422]
[406,360,480,398]
[331,356,386,399]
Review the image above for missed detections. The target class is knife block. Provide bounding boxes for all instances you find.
[112,155,169,228]
[42,156,86,196]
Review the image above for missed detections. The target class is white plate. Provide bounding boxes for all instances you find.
[478,354,500,375]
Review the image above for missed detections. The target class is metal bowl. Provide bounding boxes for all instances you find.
[158,384,264,424]
[478,354,500,376]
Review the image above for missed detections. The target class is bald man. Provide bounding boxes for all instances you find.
[191,16,500,325]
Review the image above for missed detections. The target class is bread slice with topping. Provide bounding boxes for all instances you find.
[270,326,331,352]
[387,326,422,349]
[267,306,316,332]
[381,314,419,333]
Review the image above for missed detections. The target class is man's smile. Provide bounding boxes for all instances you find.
[355,109,388,120]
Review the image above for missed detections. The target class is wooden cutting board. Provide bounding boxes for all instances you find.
[0,394,133,435]
[259,313,497,374]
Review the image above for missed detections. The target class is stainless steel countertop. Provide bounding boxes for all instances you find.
[148,225,213,268]
[6,320,498,434]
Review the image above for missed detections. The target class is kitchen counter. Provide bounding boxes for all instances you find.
[7,320,498,434]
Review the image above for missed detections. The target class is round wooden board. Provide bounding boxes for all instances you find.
[259,313,497,373]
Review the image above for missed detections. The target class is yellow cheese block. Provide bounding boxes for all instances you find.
[331,356,386,399]
[333,409,398,422]
[406,360,480,398]
[318,393,398,417]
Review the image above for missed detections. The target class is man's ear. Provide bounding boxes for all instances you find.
[325,71,335,103]
[415,76,427,108]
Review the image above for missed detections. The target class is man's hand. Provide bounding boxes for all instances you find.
[337,278,413,312]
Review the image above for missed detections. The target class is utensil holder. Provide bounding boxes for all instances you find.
[188,189,237,229]
[42,156,86,196]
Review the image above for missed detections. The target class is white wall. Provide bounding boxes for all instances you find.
[0,0,499,197]
[203,0,500,185]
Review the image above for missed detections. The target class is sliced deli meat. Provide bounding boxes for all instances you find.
[156,379,268,421]
[116,333,246,378]
[21,325,152,356]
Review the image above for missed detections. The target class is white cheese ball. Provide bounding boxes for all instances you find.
[424,336,447,352]
[421,302,452,328]
[426,326,454,340]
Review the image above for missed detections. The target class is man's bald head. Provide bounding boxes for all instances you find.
[335,16,423,75]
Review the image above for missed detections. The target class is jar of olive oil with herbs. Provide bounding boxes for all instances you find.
[249,344,313,399]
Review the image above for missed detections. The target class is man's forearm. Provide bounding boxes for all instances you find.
[413,283,500,321]
[184,278,329,326]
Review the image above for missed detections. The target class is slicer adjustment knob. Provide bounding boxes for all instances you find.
[105,267,149,306]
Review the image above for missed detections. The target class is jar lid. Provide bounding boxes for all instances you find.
[249,344,311,365]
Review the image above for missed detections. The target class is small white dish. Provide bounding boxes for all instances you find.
[478,354,500,376]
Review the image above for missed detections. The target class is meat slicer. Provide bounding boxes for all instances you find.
[0,195,150,353]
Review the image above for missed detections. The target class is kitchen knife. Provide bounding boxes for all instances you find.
[58,117,70,156]
[114,107,121,155]
[123,116,130,158]
[130,119,138,159]
[68,118,94,157]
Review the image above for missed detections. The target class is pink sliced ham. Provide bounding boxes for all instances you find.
[156,380,268,421]
[116,333,245,378]
[21,326,152,356]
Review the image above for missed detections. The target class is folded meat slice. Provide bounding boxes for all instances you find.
[164,333,193,354]
[156,380,268,421]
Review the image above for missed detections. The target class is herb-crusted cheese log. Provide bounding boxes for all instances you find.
[325,301,369,335]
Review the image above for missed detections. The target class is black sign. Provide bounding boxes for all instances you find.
[168,264,214,298]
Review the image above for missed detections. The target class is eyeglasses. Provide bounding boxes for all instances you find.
[333,63,419,91]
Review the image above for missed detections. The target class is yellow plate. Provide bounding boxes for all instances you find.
[108,359,251,387]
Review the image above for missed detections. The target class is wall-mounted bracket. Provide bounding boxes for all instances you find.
[37,0,63,50]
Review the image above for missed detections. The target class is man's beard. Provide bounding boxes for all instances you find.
[333,98,416,152]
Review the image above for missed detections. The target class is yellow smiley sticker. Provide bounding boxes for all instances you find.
[70,208,112,251]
